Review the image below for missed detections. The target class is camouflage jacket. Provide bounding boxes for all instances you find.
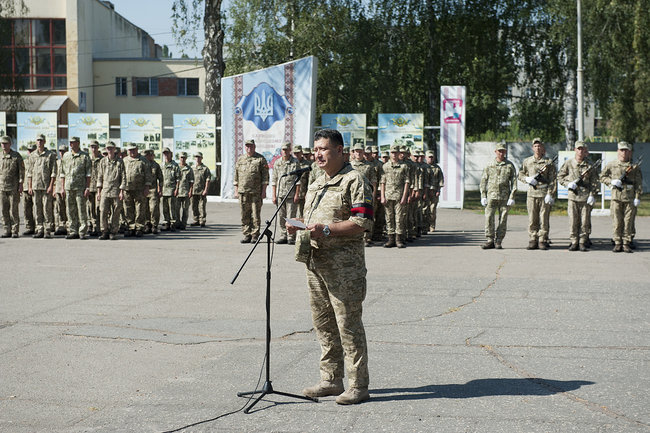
[403,158,421,191]
[97,156,126,198]
[600,160,643,202]
[518,155,557,198]
[28,149,57,190]
[162,160,180,196]
[60,151,91,191]
[122,154,152,192]
[480,159,517,201]
[350,159,378,188]
[192,163,211,194]
[0,149,25,192]
[272,156,301,197]
[298,158,311,199]
[380,161,410,201]
[234,152,269,194]
[429,163,444,191]
[147,159,163,198]
[309,161,325,185]
[88,154,103,192]
[177,164,194,196]
[558,158,599,202]
[55,159,65,194]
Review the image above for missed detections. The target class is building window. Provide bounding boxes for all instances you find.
[1,18,66,90]
[178,78,199,96]
[115,77,127,96]
[135,77,158,96]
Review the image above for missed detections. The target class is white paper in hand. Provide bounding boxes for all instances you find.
[285,218,307,229]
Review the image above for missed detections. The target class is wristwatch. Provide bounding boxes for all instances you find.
[322,225,331,237]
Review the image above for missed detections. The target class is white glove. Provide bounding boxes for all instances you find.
[611,179,623,188]
[634,198,641,207]
[481,197,488,207]
[507,199,515,207]
[525,176,538,186]
[587,196,595,206]
[544,194,554,205]
[568,181,578,190]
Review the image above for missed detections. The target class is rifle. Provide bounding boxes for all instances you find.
[614,156,643,191]
[532,155,558,189]
[574,158,602,190]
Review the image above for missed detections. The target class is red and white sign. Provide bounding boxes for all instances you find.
[439,86,466,208]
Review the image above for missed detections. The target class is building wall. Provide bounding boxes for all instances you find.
[93,58,205,129]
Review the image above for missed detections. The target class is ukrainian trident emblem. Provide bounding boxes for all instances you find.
[236,82,292,131]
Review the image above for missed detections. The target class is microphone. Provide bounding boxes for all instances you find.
[281,166,312,177]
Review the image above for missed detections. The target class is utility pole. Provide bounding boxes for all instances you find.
[577,0,585,141]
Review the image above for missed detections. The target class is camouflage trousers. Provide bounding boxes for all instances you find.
[65,189,88,236]
[162,196,178,225]
[191,194,207,224]
[144,193,160,228]
[176,196,190,228]
[278,198,298,241]
[123,190,146,231]
[384,199,406,235]
[428,194,440,231]
[567,199,592,244]
[33,190,54,233]
[485,199,510,241]
[100,196,121,234]
[1,190,20,235]
[610,199,635,244]
[371,198,385,240]
[296,198,305,219]
[23,191,34,231]
[86,191,99,233]
[526,196,551,242]
[239,192,262,237]
[54,192,67,230]
[306,253,369,388]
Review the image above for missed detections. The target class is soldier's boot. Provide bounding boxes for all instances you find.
[109,233,117,240]
[584,237,592,248]
[396,235,406,249]
[481,240,495,250]
[66,233,79,239]
[495,239,503,249]
[124,229,133,238]
[23,228,35,235]
[54,227,66,236]
[240,235,252,244]
[44,231,52,239]
[568,242,579,251]
[335,387,370,405]
[527,239,538,250]
[33,230,44,239]
[623,243,633,253]
[190,221,200,226]
[276,237,288,244]
[383,234,395,248]
[302,379,344,398]
[11,232,19,238]
[143,225,152,234]
[538,239,550,250]
[612,243,623,253]
[135,229,143,238]
[99,232,110,240]
[629,238,636,249]
[200,222,206,227]
[579,242,589,252]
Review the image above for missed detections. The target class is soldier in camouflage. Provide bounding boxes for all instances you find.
[22,144,36,235]
[599,141,643,253]
[86,141,103,236]
[272,142,301,244]
[234,139,269,243]
[350,143,377,246]
[96,142,125,240]
[286,129,373,405]
[60,137,92,239]
[0,135,24,238]
[479,142,517,249]
[190,151,211,227]
[175,152,194,230]
[122,144,152,237]
[293,145,311,219]
[380,144,410,248]
[425,150,444,233]
[161,147,180,232]
[54,145,68,235]
[144,148,163,234]
[518,138,557,250]
[28,134,57,238]
[367,145,385,242]
[558,141,600,251]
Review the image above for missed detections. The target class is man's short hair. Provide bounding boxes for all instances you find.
[314,129,344,148]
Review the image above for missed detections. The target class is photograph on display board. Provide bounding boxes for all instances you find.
[68,113,110,148]
[173,114,217,177]
[377,113,424,153]
[321,114,366,148]
[16,112,58,156]
[120,114,163,161]
[0,112,5,137]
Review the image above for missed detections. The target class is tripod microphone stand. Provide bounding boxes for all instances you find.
[231,172,318,414]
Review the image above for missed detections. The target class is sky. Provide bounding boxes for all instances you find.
[107,0,212,59]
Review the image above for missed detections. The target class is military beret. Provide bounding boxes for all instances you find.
[617,141,631,151]
[70,136,80,142]
[195,151,203,158]
[293,145,303,152]
[36,134,46,141]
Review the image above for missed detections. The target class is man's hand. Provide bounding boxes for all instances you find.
[611,179,623,188]
[83,188,90,198]
[272,195,277,205]
[507,198,515,207]
[18,184,23,194]
[634,198,641,207]
[587,195,595,206]
[285,218,304,235]
[307,223,326,239]
[481,197,488,207]
[544,194,554,205]
[525,176,538,186]
[568,181,578,190]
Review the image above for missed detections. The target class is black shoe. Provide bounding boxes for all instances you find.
[54,228,66,236]
[23,229,35,235]
[143,226,152,234]
[240,235,252,243]
[66,233,80,239]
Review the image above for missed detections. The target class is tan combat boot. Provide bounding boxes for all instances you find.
[335,387,370,405]
[396,235,406,248]
[302,379,344,398]
[383,234,396,248]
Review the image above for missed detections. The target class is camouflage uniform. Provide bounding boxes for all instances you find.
[162,159,180,229]
[380,159,410,237]
[122,153,152,232]
[428,162,444,232]
[308,160,325,185]
[272,155,301,242]
[600,156,642,247]
[350,158,377,244]
[191,162,212,225]
[370,154,385,240]
[296,157,311,218]
[0,147,24,236]
[54,157,68,233]
[234,152,269,239]
[23,151,35,234]
[28,148,57,236]
[480,158,517,243]
[176,163,194,229]
[97,154,126,235]
[303,163,373,389]
[558,158,599,246]
[86,152,103,234]
[518,155,557,244]
[60,150,92,237]
[145,156,163,232]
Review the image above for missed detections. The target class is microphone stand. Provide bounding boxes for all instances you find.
[231,171,318,414]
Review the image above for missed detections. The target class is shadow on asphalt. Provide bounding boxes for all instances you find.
[369,378,595,401]
[370,230,486,248]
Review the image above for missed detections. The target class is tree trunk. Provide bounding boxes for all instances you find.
[563,68,576,150]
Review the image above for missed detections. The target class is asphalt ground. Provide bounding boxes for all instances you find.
[1,202,648,432]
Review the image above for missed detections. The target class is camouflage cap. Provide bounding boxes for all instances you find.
[106,141,116,148]
[495,142,507,151]
[90,140,100,147]
[425,150,435,157]
[143,148,154,154]
[574,140,588,150]
[162,147,172,153]
[58,144,68,151]
[245,139,255,146]
[281,141,291,150]
[400,145,410,153]
[302,147,312,154]
[383,151,390,157]
[126,143,138,150]
[27,143,37,151]
[70,136,80,142]
[532,137,543,145]
[390,144,400,152]
[195,151,203,158]
[343,146,350,153]
[180,151,188,158]
[617,141,632,151]
[351,143,365,151]
[365,146,373,153]
[293,145,303,152]
[371,146,379,153]
[36,134,46,141]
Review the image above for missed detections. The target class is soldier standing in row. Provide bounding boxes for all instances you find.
[350,143,377,246]
[22,143,36,235]
[54,144,68,236]
[97,142,125,240]
[558,141,599,251]
[144,148,163,234]
[599,141,643,253]
[176,152,194,230]
[161,147,180,232]
[28,134,57,238]
[190,152,211,227]
[380,145,410,248]
[0,135,24,238]
[272,142,301,244]
[234,139,269,243]
[87,141,103,236]
[122,144,151,237]
[479,142,517,249]
[425,150,444,233]
[518,138,557,250]
[367,146,384,243]
[293,145,311,219]
[60,137,92,240]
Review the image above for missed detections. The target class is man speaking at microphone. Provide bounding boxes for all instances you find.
[286,129,374,405]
